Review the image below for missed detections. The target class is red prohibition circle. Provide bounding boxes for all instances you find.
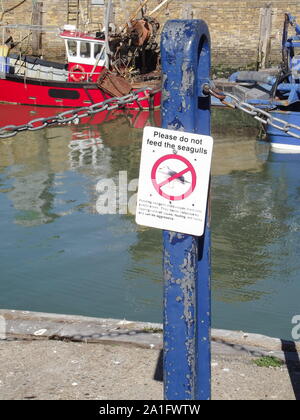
[151,154,197,201]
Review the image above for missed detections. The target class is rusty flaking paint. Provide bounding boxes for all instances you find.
[179,248,198,394]
[163,230,198,395]
[161,19,211,399]
[181,61,195,100]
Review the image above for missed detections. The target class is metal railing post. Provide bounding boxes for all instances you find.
[161,19,211,400]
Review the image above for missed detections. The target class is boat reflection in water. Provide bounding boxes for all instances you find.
[0,103,160,226]
[0,103,165,322]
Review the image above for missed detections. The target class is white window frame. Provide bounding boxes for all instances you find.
[65,39,107,67]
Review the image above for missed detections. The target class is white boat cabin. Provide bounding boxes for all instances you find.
[60,25,108,82]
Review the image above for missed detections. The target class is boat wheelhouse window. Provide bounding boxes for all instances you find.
[68,40,77,57]
[80,42,91,58]
[94,43,105,59]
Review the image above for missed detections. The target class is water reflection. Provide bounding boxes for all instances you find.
[212,140,300,338]
[0,105,299,339]
[212,108,266,175]
[0,106,164,322]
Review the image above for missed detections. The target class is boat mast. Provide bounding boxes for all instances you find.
[103,0,114,69]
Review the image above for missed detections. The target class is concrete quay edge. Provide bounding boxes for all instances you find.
[1,309,300,361]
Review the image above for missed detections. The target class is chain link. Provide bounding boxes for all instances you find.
[3,83,300,141]
[0,89,150,139]
[207,85,300,140]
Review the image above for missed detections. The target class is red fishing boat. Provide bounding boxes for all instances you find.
[0,18,161,110]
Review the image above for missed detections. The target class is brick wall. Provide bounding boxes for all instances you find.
[1,0,300,70]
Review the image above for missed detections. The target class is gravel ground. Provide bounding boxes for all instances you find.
[0,339,299,400]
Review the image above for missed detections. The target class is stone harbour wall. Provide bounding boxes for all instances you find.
[1,0,300,70]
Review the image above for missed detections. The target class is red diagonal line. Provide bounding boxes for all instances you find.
[158,167,190,188]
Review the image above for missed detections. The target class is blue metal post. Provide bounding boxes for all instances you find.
[161,20,211,400]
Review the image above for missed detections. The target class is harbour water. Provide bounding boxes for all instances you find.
[0,106,299,340]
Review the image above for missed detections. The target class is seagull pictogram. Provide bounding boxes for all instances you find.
[158,165,191,185]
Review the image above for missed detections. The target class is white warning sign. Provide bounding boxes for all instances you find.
[135,127,213,236]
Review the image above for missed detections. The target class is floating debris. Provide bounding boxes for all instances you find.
[33,329,47,336]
